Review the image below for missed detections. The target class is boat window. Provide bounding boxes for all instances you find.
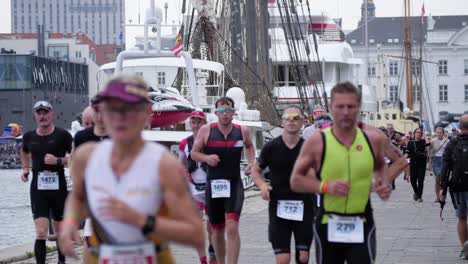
[385,114,389,120]
[392,114,397,120]
[370,113,374,120]
[377,114,381,120]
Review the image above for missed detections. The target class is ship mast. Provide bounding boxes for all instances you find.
[404,0,413,111]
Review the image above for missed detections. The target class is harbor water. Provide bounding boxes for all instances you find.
[0,169,37,249]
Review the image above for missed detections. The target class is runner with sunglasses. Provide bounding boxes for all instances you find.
[58,74,204,263]
[253,105,314,264]
[191,97,256,264]
[20,100,73,264]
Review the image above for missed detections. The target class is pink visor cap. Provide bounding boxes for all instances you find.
[99,82,150,103]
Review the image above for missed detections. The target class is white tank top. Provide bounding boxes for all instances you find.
[85,140,166,244]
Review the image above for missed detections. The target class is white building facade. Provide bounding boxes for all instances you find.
[11,0,125,45]
[347,8,468,128]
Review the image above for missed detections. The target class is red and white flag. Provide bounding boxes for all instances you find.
[171,25,184,56]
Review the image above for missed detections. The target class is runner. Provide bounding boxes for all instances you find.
[440,114,468,259]
[430,127,448,202]
[253,105,313,264]
[191,97,256,264]
[290,82,391,264]
[179,110,217,264]
[72,97,109,263]
[406,127,431,202]
[20,100,73,264]
[80,106,95,129]
[58,75,204,262]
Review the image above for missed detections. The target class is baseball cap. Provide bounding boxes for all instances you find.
[189,110,206,120]
[99,81,150,103]
[33,100,53,112]
[90,95,102,109]
[313,107,326,118]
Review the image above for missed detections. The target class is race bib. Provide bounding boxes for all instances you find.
[276,200,304,221]
[211,179,230,198]
[327,214,364,243]
[99,242,156,264]
[37,171,59,190]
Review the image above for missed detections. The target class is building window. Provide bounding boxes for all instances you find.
[76,51,81,58]
[367,63,376,77]
[389,61,398,76]
[465,85,468,101]
[387,38,393,43]
[394,38,399,43]
[464,59,468,75]
[369,39,375,43]
[412,61,420,76]
[439,85,448,102]
[157,72,166,86]
[351,39,356,44]
[438,60,448,75]
[389,85,399,102]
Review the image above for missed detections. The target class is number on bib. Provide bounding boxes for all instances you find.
[37,171,59,190]
[210,179,230,198]
[327,214,364,243]
[99,242,156,264]
[276,200,304,221]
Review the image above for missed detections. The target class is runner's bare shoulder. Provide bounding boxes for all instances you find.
[73,142,98,167]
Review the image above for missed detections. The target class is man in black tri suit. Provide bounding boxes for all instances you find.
[191,97,256,264]
[253,105,314,264]
[20,100,73,264]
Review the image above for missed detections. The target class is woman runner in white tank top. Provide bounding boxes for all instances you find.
[58,74,205,262]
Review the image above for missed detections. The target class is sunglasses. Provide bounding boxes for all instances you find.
[34,101,52,110]
[216,108,234,114]
[282,113,304,121]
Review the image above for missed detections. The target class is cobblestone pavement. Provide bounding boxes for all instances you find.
[12,175,468,263]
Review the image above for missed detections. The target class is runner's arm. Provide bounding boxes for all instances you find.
[64,143,94,222]
[384,142,408,181]
[241,126,256,164]
[190,124,209,163]
[290,132,321,193]
[20,148,30,170]
[154,154,205,248]
[440,141,454,195]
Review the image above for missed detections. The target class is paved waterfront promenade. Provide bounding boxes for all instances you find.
[3,175,467,263]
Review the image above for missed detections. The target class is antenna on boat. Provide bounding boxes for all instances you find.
[113,0,199,106]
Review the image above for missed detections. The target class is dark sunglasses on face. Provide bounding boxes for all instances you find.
[282,113,304,121]
[216,107,234,114]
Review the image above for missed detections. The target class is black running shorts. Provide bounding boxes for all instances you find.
[268,201,314,254]
[313,219,376,264]
[205,179,244,228]
[30,187,68,221]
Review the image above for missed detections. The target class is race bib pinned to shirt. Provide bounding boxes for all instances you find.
[277,200,304,221]
[99,242,156,264]
[37,171,59,190]
[327,214,364,243]
[211,179,230,198]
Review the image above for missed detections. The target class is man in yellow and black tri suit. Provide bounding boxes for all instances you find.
[290,82,391,264]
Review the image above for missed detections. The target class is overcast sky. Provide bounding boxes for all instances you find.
[0,0,467,33]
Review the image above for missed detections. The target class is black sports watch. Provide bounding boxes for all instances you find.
[141,215,156,236]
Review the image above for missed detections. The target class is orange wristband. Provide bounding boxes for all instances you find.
[320,181,328,194]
